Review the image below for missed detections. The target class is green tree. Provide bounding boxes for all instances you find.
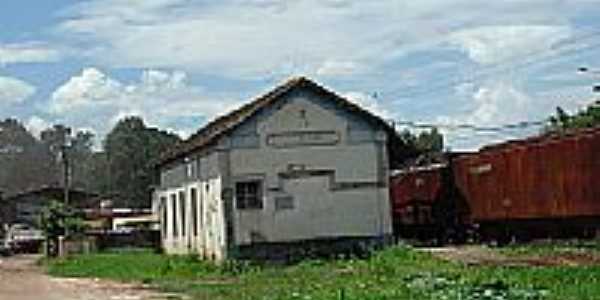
[40,124,72,154]
[40,125,97,192]
[69,130,97,191]
[39,200,85,256]
[391,127,445,168]
[103,116,181,207]
[547,101,600,132]
[85,152,111,196]
[0,119,56,194]
[398,127,444,153]
[416,127,444,153]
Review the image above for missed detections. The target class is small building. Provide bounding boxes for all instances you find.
[82,205,158,232]
[155,77,397,260]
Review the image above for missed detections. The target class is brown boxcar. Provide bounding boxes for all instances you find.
[390,164,446,226]
[452,127,600,239]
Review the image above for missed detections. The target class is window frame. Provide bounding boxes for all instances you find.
[235,180,264,210]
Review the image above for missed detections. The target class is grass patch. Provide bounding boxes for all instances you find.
[44,246,600,300]
[46,250,224,284]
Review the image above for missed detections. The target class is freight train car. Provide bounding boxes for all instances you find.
[453,127,600,241]
[390,127,600,243]
[390,164,444,240]
[390,162,469,243]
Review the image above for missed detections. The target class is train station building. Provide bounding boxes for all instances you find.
[154,77,400,260]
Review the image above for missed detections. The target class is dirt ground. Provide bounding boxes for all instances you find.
[0,255,184,300]
[422,245,600,267]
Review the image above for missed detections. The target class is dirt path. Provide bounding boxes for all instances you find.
[422,246,513,266]
[0,255,183,300]
[422,245,600,267]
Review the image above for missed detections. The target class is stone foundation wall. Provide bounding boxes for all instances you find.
[232,235,393,262]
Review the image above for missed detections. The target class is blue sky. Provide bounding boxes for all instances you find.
[1,0,600,150]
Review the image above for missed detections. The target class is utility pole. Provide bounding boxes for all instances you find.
[59,136,72,206]
[62,144,70,206]
[58,135,72,240]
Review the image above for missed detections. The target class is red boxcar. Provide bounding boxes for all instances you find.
[390,164,445,227]
[452,127,600,238]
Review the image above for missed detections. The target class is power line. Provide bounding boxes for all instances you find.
[383,28,600,100]
[390,93,599,133]
[382,30,600,134]
[364,28,600,142]
[390,118,548,133]
[390,41,600,100]
[390,92,598,132]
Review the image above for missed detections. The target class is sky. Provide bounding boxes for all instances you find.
[1,0,600,151]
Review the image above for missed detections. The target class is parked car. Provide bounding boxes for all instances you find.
[6,223,44,253]
[0,243,11,256]
[0,232,11,256]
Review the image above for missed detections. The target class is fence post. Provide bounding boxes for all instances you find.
[58,235,65,257]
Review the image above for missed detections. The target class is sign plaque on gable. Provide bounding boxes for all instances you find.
[267,131,339,148]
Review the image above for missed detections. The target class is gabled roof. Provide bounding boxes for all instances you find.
[2,185,94,199]
[158,76,396,167]
[2,185,98,207]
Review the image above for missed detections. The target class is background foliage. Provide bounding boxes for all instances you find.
[0,116,180,208]
[547,101,600,132]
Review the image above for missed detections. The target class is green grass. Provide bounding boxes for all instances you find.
[45,246,600,300]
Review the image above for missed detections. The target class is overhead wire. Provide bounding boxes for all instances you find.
[383,28,600,100]
[388,41,600,101]
[389,119,548,132]
[377,27,600,146]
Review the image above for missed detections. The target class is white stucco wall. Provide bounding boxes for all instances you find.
[226,89,392,246]
[157,168,226,259]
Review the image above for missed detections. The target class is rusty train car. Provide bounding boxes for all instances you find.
[391,127,600,242]
[390,164,449,240]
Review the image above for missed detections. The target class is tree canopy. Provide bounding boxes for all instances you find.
[0,116,180,209]
[389,127,445,168]
[0,119,56,195]
[399,127,444,153]
[547,101,600,132]
[103,116,181,207]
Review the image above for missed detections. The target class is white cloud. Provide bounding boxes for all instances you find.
[49,67,241,139]
[343,91,392,119]
[25,116,52,139]
[459,81,592,129]
[51,68,123,113]
[23,0,600,150]
[450,25,572,65]
[0,76,36,104]
[0,42,62,65]
[468,82,532,125]
[317,60,362,77]
[433,79,595,151]
[433,82,536,151]
[57,0,582,78]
